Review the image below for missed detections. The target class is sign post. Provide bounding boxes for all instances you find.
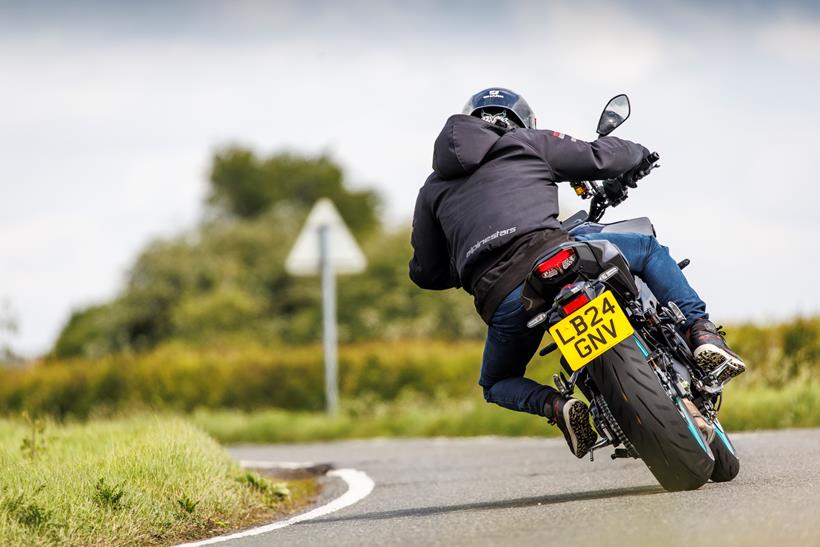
[285,199,366,415]
[318,224,338,414]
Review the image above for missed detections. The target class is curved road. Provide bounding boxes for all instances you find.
[226,429,820,546]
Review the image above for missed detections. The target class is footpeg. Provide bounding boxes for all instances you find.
[666,302,687,325]
[553,373,574,397]
[611,448,630,459]
[588,437,612,462]
[539,342,558,356]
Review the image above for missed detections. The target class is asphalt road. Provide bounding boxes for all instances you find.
[226,430,820,547]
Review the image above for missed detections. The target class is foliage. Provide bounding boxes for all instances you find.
[19,411,47,462]
[51,304,123,360]
[0,415,308,546]
[208,148,380,233]
[7,317,819,422]
[236,472,291,505]
[93,478,125,510]
[0,340,496,418]
[724,316,820,387]
[0,298,20,364]
[176,494,199,515]
[51,148,483,358]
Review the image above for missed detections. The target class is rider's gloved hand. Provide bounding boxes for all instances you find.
[603,178,627,201]
[621,151,660,188]
[619,172,639,189]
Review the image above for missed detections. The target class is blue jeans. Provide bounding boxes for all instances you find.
[479,232,707,417]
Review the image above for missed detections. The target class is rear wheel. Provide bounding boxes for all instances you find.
[587,335,715,491]
[709,418,740,482]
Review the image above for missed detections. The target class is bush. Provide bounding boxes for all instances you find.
[726,316,820,387]
[2,318,817,419]
[0,340,506,418]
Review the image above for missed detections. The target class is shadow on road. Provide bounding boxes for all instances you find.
[314,484,665,524]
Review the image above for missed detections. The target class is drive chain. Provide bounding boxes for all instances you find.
[593,394,639,458]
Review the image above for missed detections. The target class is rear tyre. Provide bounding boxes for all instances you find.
[587,335,715,491]
[709,419,740,482]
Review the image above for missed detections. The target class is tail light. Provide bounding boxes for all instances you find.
[536,248,576,279]
[562,293,589,315]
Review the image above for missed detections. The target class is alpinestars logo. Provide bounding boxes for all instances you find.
[465,227,517,259]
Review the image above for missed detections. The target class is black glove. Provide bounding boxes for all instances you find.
[621,151,660,188]
[603,178,627,203]
[619,171,639,189]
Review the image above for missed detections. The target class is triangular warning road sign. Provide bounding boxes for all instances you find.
[285,198,367,276]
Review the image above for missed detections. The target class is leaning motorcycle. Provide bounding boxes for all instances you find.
[523,94,739,491]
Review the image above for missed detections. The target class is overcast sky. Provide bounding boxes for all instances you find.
[2,0,819,355]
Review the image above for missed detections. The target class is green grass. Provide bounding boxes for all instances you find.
[0,415,313,546]
[192,382,820,444]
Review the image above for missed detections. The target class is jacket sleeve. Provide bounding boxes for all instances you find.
[524,131,650,182]
[409,187,459,290]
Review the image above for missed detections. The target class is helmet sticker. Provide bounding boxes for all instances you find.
[464,87,535,129]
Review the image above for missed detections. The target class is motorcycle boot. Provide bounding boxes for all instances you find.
[688,318,746,383]
[546,395,597,458]
[682,398,716,444]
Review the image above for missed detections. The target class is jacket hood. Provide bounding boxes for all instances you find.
[432,114,509,180]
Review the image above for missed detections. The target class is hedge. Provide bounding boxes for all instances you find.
[0,317,816,419]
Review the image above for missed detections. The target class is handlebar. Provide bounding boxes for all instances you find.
[570,151,660,223]
[621,151,661,186]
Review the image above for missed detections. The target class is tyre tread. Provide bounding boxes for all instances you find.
[588,336,714,491]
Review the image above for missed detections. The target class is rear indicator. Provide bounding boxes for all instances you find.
[536,248,576,279]
[562,293,590,315]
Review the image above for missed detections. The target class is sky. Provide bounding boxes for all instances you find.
[1,0,819,355]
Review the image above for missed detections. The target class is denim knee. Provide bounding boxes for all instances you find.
[649,233,671,252]
[635,234,669,270]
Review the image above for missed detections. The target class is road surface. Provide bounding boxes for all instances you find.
[224,429,820,546]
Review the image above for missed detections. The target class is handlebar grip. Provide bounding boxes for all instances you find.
[639,151,660,170]
[622,151,660,186]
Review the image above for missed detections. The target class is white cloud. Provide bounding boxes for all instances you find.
[1,1,819,355]
[759,16,820,64]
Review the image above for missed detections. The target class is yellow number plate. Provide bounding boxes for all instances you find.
[548,290,634,371]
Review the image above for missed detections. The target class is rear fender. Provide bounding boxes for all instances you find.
[521,240,638,315]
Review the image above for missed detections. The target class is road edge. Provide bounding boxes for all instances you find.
[175,462,375,546]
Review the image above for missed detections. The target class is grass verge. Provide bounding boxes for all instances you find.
[0,415,315,546]
[192,382,820,444]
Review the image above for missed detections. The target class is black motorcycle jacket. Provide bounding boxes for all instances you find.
[409,114,649,322]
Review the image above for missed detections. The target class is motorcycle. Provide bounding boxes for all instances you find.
[523,94,739,491]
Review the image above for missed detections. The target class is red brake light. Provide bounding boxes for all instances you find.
[536,248,576,279]
[562,293,590,315]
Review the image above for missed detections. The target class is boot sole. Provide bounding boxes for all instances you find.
[694,344,746,383]
[564,399,597,458]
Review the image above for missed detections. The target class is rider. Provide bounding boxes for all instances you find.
[409,87,747,458]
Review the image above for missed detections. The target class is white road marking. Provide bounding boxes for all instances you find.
[175,465,374,546]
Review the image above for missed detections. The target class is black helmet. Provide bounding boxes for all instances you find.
[463,87,536,129]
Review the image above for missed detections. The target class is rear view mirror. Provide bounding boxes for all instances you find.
[597,94,630,136]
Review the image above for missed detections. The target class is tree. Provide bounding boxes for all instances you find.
[0,298,20,364]
[51,148,483,358]
[337,229,484,341]
[52,304,122,359]
[53,151,383,357]
[208,148,380,235]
